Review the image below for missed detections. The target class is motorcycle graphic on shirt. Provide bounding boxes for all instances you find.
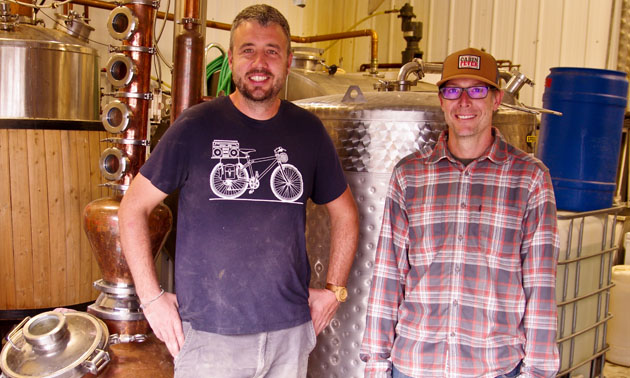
[209,139,304,202]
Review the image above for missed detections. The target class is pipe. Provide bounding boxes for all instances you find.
[171,23,204,121]
[290,30,378,74]
[8,0,32,16]
[169,0,205,121]
[71,0,379,73]
[397,59,421,81]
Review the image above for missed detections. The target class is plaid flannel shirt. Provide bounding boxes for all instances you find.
[360,130,559,378]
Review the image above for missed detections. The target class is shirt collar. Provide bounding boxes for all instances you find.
[427,127,510,165]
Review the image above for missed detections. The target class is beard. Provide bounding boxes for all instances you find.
[233,68,286,103]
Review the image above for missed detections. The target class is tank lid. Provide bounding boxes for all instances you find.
[0,23,96,53]
[54,11,95,42]
[294,87,442,112]
[0,311,110,378]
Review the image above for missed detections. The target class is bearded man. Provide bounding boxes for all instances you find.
[119,4,358,377]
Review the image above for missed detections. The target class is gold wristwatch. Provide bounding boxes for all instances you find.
[325,283,348,303]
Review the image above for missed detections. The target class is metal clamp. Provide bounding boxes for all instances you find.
[109,45,155,54]
[5,316,30,351]
[101,183,130,192]
[102,137,150,146]
[106,92,154,100]
[118,0,159,7]
[177,17,201,25]
[109,333,147,345]
[0,19,17,31]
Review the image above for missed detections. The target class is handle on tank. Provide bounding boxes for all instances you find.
[109,333,147,344]
[342,86,367,103]
[5,316,30,351]
[82,348,111,375]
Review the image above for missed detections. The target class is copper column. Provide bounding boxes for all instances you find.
[83,0,172,338]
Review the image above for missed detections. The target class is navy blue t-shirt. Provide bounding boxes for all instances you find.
[140,96,347,334]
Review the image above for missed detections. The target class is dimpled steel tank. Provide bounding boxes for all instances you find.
[295,88,536,378]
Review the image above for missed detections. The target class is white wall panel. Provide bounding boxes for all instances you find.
[469,0,493,53]
[491,0,516,59]
[449,0,472,52]
[584,0,614,68]
[429,0,450,60]
[532,0,564,107]
[303,0,621,108]
[560,0,589,67]
[512,0,541,106]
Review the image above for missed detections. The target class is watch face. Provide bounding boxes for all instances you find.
[338,288,348,301]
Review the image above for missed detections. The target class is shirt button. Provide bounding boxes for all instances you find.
[450,332,455,337]
[465,171,470,176]
[458,235,463,242]
[460,202,466,209]
[454,265,461,273]
[453,299,458,306]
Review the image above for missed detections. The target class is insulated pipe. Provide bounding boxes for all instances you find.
[71,0,380,74]
[171,22,204,121]
[170,0,206,121]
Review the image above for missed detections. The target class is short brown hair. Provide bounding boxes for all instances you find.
[230,4,291,54]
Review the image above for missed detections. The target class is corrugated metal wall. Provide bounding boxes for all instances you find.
[302,0,623,108]
[57,0,623,108]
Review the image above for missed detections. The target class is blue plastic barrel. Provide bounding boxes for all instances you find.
[537,67,628,212]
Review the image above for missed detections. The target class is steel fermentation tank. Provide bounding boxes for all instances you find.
[296,86,536,378]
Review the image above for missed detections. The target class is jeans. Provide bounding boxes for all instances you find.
[392,360,522,378]
[174,321,317,378]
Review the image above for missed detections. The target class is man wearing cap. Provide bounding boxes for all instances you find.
[360,48,560,378]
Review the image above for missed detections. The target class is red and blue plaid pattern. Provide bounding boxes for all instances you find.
[360,130,559,378]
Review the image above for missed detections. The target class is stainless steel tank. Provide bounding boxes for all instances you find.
[283,68,438,102]
[0,15,104,314]
[297,87,537,378]
[283,46,436,102]
[0,23,99,121]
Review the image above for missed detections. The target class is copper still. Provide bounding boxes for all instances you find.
[81,0,176,374]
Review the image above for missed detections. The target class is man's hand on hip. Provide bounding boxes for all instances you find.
[308,288,340,335]
[142,292,185,357]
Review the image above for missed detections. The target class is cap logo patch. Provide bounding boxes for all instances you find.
[458,55,481,70]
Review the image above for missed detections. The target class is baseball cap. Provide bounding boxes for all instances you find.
[436,47,500,89]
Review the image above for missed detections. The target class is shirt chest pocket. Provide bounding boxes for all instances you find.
[468,198,524,261]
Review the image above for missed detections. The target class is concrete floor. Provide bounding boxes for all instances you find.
[604,361,630,378]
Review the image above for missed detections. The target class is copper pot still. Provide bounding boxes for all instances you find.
[83,196,172,336]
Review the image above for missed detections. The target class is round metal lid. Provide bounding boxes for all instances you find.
[0,311,110,378]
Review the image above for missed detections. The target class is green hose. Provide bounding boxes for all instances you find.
[206,46,232,96]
